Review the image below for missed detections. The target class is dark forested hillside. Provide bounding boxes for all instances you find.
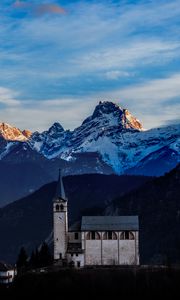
[107,164,180,264]
[0,173,149,262]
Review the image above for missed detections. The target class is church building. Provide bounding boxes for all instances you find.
[53,171,140,267]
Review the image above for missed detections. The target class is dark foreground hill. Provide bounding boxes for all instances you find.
[1,267,180,299]
[0,174,148,262]
[107,164,180,264]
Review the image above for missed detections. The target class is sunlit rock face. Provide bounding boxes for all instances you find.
[0,101,179,176]
[0,122,31,141]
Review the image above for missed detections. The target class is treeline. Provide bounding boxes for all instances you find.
[16,242,53,271]
[1,267,180,298]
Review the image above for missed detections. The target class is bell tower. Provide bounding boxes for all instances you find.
[53,169,68,261]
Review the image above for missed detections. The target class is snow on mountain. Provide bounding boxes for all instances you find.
[30,122,70,158]
[0,101,179,176]
[30,101,179,175]
[0,122,31,141]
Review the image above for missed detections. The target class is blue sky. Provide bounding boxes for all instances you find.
[0,0,180,131]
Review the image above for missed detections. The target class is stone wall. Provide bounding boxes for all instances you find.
[82,231,139,265]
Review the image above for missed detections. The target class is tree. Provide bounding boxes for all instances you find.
[29,250,36,268]
[16,247,28,270]
[38,242,53,267]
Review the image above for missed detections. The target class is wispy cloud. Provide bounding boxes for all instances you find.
[105,70,132,80]
[13,1,66,16]
[0,0,180,130]
[0,87,20,106]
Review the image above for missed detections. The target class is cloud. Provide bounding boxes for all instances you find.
[0,97,97,132]
[105,70,132,80]
[13,1,66,16]
[115,73,180,102]
[0,0,180,130]
[35,4,66,16]
[13,1,28,8]
[103,73,180,128]
[0,87,20,106]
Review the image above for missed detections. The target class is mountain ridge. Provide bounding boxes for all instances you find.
[0,101,179,177]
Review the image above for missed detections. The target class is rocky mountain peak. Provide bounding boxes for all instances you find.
[83,101,143,131]
[92,101,123,118]
[47,122,64,136]
[0,122,31,141]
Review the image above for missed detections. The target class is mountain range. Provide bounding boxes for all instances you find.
[0,101,179,206]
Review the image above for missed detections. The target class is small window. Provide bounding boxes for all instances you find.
[91,231,95,240]
[76,253,78,257]
[60,204,64,211]
[125,231,129,239]
[74,232,79,240]
[77,261,81,268]
[108,231,112,240]
[120,231,135,240]
[71,253,73,257]
[56,204,60,211]
[86,231,100,240]
[103,231,117,240]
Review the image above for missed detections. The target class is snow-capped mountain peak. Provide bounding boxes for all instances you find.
[47,122,64,136]
[0,122,31,141]
[0,101,179,177]
[83,101,143,131]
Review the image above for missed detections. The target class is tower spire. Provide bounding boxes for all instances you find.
[55,169,66,200]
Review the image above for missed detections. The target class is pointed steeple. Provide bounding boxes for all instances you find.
[55,169,66,200]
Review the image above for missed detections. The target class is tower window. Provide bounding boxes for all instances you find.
[74,232,79,240]
[60,204,64,211]
[56,204,60,211]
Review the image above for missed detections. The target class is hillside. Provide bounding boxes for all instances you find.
[106,164,180,264]
[0,173,148,262]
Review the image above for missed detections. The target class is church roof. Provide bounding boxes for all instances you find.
[69,220,81,232]
[0,262,14,271]
[54,169,66,200]
[81,216,139,231]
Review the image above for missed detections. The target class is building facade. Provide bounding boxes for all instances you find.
[0,262,16,284]
[53,171,139,267]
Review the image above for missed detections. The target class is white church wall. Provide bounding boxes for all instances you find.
[102,240,119,265]
[85,240,102,265]
[119,240,136,265]
[0,270,16,284]
[68,232,81,244]
[67,253,84,267]
[135,231,140,265]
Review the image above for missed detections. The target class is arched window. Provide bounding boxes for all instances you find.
[103,232,108,240]
[129,232,135,240]
[120,231,135,240]
[86,231,101,240]
[103,231,117,240]
[56,204,60,211]
[60,204,64,211]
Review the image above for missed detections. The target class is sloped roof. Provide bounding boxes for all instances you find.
[0,262,14,271]
[69,220,81,232]
[54,169,67,201]
[81,216,139,231]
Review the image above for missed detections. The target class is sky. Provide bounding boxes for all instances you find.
[0,0,180,131]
